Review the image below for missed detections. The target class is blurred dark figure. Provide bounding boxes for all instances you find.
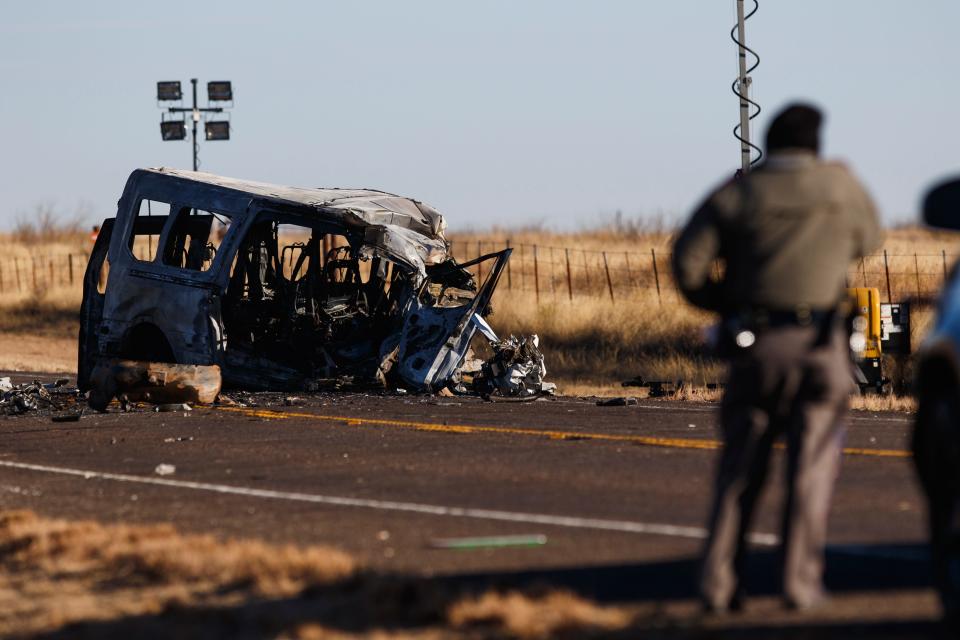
[914,175,960,628]
[672,103,882,611]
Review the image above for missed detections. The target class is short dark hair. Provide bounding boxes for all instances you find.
[765,103,823,154]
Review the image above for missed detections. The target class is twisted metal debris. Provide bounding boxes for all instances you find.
[474,335,555,398]
[0,378,71,415]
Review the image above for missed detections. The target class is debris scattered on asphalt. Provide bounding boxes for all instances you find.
[155,403,193,413]
[154,464,176,476]
[474,334,556,398]
[430,534,548,550]
[283,396,300,406]
[1,378,75,415]
[622,376,725,397]
[51,412,83,423]
[163,436,194,443]
[596,397,638,407]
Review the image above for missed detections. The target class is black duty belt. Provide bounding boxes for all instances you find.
[751,308,834,329]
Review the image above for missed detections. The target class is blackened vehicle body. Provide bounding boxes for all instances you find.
[78,168,511,393]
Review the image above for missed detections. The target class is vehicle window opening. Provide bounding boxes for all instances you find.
[162,207,232,272]
[222,218,411,375]
[129,199,169,262]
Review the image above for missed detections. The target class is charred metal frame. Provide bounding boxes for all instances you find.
[79,169,512,394]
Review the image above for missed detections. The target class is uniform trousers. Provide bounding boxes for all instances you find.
[700,321,851,609]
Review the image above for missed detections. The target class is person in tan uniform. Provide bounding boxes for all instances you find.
[672,103,882,612]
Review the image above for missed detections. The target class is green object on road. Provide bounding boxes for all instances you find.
[430,534,547,550]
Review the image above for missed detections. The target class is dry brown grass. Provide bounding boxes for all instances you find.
[448,589,631,639]
[0,288,81,372]
[0,509,639,639]
[0,509,355,638]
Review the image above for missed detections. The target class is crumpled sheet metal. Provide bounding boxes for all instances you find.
[0,378,67,415]
[360,224,448,284]
[147,168,451,282]
[88,360,222,412]
[479,334,555,397]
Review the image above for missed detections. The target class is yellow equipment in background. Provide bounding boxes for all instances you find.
[849,287,882,357]
[846,287,910,393]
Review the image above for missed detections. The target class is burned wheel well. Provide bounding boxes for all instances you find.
[120,323,176,363]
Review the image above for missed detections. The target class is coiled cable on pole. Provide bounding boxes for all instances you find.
[731,0,762,170]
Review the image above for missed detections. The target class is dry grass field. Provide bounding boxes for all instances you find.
[0,509,629,638]
[1,222,958,410]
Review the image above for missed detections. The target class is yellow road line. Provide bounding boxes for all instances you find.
[213,406,910,459]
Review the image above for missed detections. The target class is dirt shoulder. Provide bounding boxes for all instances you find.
[0,333,76,374]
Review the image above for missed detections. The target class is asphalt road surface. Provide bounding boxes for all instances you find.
[0,372,946,637]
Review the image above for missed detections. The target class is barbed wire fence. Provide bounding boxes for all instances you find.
[1,243,956,305]
[449,239,959,305]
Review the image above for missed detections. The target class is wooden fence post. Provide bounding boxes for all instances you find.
[651,248,662,305]
[860,257,867,287]
[624,251,635,288]
[14,258,22,292]
[602,251,615,303]
[883,250,892,303]
[565,248,573,301]
[548,247,556,296]
[48,257,55,287]
[505,239,512,289]
[915,253,922,298]
[477,240,484,283]
[533,245,540,303]
[519,244,525,290]
[581,250,591,289]
[68,254,74,285]
[32,257,38,290]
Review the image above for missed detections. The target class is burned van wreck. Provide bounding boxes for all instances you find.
[79,168,551,405]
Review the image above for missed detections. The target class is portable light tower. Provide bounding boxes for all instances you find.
[156,79,234,171]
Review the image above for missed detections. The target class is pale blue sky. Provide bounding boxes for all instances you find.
[1,1,957,230]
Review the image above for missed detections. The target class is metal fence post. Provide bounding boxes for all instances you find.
[860,257,867,287]
[68,254,74,285]
[883,250,892,303]
[505,238,512,289]
[602,251,615,303]
[651,248,662,305]
[565,248,573,300]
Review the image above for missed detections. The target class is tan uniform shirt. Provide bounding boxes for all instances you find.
[672,151,882,313]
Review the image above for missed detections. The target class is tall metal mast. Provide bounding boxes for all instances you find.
[732,0,761,173]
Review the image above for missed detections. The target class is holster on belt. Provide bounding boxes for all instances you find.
[716,305,839,357]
